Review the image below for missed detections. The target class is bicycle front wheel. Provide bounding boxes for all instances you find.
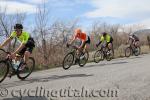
[62,52,74,70]
[125,47,131,57]
[17,57,35,80]
[0,61,9,83]
[94,50,104,63]
[106,50,114,61]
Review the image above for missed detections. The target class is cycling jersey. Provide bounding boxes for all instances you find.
[129,35,139,42]
[10,31,35,55]
[10,31,30,44]
[74,32,88,41]
[100,34,112,43]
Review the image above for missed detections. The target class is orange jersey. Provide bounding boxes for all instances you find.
[74,32,87,41]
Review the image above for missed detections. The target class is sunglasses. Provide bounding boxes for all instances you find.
[15,29,22,32]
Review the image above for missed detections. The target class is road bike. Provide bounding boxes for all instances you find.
[62,44,89,70]
[94,45,114,63]
[125,44,141,57]
[0,49,35,83]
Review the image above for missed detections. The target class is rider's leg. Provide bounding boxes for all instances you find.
[135,41,139,47]
[108,43,112,50]
[83,36,90,52]
[24,51,31,64]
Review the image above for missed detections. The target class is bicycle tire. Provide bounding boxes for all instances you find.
[0,60,9,83]
[16,57,35,80]
[106,50,113,61]
[125,47,131,57]
[134,46,141,56]
[94,50,104,63]
[62,52,74,70]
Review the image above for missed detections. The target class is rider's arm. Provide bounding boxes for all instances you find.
[13,43,25,54]
[96,40,101,46]
[79,40,86,48]
[96,36,103,47]
[69,35,76,45]
[70,38,75,45]
[13,35,28,54]
[0,37,13,48]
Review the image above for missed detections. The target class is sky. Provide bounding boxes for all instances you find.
[0,0,150,30]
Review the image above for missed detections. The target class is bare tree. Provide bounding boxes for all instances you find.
[34,0,50,67]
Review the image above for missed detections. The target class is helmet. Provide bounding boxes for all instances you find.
[102,32,107,36]
[75,28,82,34]
[14,24,23,29]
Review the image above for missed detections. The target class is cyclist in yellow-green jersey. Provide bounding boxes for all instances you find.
[96,32,113,50]
[0,24,35,67]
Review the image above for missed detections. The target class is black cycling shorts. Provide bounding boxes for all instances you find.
[82,36,91,48]
[18,37,35,55]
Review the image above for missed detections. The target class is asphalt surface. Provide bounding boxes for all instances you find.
[0,54,150,100]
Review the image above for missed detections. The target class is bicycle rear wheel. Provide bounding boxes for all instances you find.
[134,46,141,56]
[0,61,9,83]
[62,52,74,70]
[78,50,89,67]
[17,57,35,80]
[106,50,113,61]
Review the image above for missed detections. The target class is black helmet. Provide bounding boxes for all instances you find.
[102,32,107,36]
[14,24,23,29]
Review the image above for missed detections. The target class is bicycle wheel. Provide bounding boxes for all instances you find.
[78,50,89,67]
[62,52,74,70]
[0,61,9,83]
[17,57,35,80]
[134,46,141,56]
[125,47,131,57]
[106,50,113,61]
[94,50,104,63]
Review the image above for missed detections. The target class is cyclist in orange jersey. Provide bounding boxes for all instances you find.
[69,28,90,51]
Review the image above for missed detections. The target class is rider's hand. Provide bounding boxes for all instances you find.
[10,53,16,59]
[78,47,83,51]
[96,44,99,48]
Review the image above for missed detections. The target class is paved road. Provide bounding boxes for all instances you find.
[0,54,150,100]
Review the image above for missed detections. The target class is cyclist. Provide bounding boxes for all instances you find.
[128,34,140,48]
[68,28,90,51]
[96,32,113,53]
[67,29,90,63]
[0,24,35,73]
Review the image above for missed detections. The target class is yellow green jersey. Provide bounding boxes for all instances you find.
[100,34,111,43]
[10,31,30,44]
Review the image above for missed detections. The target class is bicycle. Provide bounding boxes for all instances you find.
[94,45,114,63]
[62,44,89,70]
[0,49,35,83]
[125,44,141,57]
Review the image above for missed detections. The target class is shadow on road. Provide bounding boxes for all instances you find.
[128,56,142,59]
[28,74,93,83]
[0,74,93,88]
[3,96,48,100]
[85,61,128,68]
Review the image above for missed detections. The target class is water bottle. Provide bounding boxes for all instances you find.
[12,60,20,70]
